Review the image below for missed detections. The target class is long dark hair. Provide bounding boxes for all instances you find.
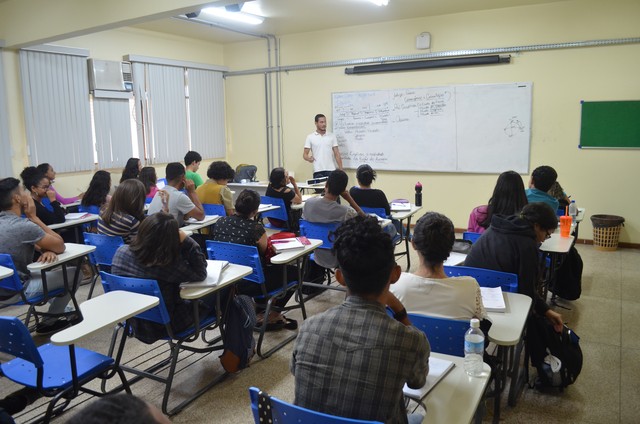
[268,167,286,189]
[81,170,111,208]
[129,213,180,267]
[101,179,146,224]
[120,158,141,183]
[480,171,528,228]
[138,167,157,195]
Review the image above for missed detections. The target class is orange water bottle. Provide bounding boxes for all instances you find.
[560,207,571,238]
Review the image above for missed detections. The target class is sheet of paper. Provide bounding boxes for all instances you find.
[403,357,455,399]
[480,286,506,312]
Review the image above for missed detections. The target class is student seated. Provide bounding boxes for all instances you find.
[119,157,142,183]
[291,215,429,424]
[525,165,559,211]
[212,190,299,330]
[196,161,235,216]
[302,169,364,269]
[548,181,571,210]
[464,202,564,333]
[81,170,112,212]
[138,166,159,200]
[37,163,83,205]
[468,170,528,234]
[98,179,148,244]
[184,150,204,188]
[67,393,171,424]
[0,177,75,335]
[391,211,488,321]
[264,167,301,228]
[148,162,204,226]
[111,212,214,344]
[20,167,65,226]
[349,163,398,237]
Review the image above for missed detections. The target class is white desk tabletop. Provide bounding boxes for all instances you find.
[181,215,221,232]
[181,262,253,300]
[424,352,491,424]
[51,290,159,346]
[486,292,532,346]
[444,252,467,267]
[48,213,99,230]
[391,204,422,220]
[60,200,81,209]
[270,239,322,265]
[296,181,325,190]
[27,243,96,271]
[540,233,574,253]
[0,265,14,280]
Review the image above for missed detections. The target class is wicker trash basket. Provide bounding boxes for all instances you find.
[590,214,625,251]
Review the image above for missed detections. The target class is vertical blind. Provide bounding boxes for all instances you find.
[188,68,225,159]
[93,97,134,169]
[0,49,12,176]
[19,46,94,172]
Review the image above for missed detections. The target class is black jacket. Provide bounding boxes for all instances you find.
[464,214,550,316]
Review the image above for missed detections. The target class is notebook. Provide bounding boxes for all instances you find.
[271,237,306,253]
[180,260,230,288]
[403,356,455,400]
[480,286,506,312]
[390,202,411,211]
[64,212,90,220]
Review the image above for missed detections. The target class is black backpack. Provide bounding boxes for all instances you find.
[219,294,256,373]
[553,245,583,301]
[529,316,583,389]
[233,164,258,183]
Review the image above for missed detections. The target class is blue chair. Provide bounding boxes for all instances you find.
[360,206,387,219]
[443,265,518,293]
[83,233,125,298]
[409,313,469,357]
[462,231,482,244]
[78,204,101,233]
[206,240,306,358]
[298,220,342,292]
[0,254,78,329]
[0,316,130,422]
[99,271,219,415]
[202,203,226,217]
[260,195,290,230]
[249,387,383,424]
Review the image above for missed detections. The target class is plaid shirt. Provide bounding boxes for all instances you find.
[291,295,430,424]
[111,237,208,343]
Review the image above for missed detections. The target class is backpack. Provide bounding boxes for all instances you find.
[529,316,583,389]
[234,164,258,183]
[219,294,256,373]
[265,232,297,264]
[553,245,583,301]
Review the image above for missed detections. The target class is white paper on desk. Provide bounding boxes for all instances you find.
[480,286,506,312]
[272,238,305,253]
[444,252,467,267]
[65,212,90,220]
[180,260,229,288]
[184,215,219,224]
[258,204,272,212]
[403,357,455,399]
[390,202,411,211]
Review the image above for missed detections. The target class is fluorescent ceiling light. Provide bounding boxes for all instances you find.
[200,6,264,25]
[369,0,389,6]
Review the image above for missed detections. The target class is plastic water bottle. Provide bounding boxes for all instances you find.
[415,182,423,207]
[568,200,577,222]
[464,318,484,377]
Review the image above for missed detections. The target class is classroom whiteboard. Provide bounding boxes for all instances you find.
[332,82,532,173]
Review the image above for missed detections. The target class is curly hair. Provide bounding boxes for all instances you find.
[332,215,394,295]
[412,212,455,267]
[207,161,235,181]
[20,166,47,192]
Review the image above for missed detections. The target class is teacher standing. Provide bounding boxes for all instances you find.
[303,114,343,179]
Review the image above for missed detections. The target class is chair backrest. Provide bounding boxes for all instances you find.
[83,232,125,268]
[360,207,387,219]
[409,313,468,357]
[0,316,43,367]
[99,272,170,325]
[205,241,265,284]
[0,254,23,292]
[260,195,288,222]
[78,204,101,215]
[443,265,518,293]
[299,220,340,250]
[156,178,167,190]
[145,197,153,205]
[462,231,482,244]
[202,203,226,217]
[248,387,382,424]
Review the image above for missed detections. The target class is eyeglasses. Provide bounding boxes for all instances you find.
[37,184,50,190]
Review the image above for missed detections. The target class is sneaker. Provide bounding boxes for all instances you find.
[35,319,71,336]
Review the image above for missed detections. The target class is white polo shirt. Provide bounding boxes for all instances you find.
[304,131,339,173]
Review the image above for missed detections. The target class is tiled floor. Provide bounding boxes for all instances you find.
[2,243,639,423]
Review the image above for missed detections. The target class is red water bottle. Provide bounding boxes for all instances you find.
[415,182,422,207]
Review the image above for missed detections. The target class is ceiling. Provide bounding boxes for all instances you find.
[132,0,567,44]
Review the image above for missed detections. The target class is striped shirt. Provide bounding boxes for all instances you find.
[291,295,430,424]
[98,212,141,244]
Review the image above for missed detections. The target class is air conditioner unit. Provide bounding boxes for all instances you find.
[88,59,133,92]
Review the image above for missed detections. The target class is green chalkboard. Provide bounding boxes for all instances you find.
[580,100,640,149]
